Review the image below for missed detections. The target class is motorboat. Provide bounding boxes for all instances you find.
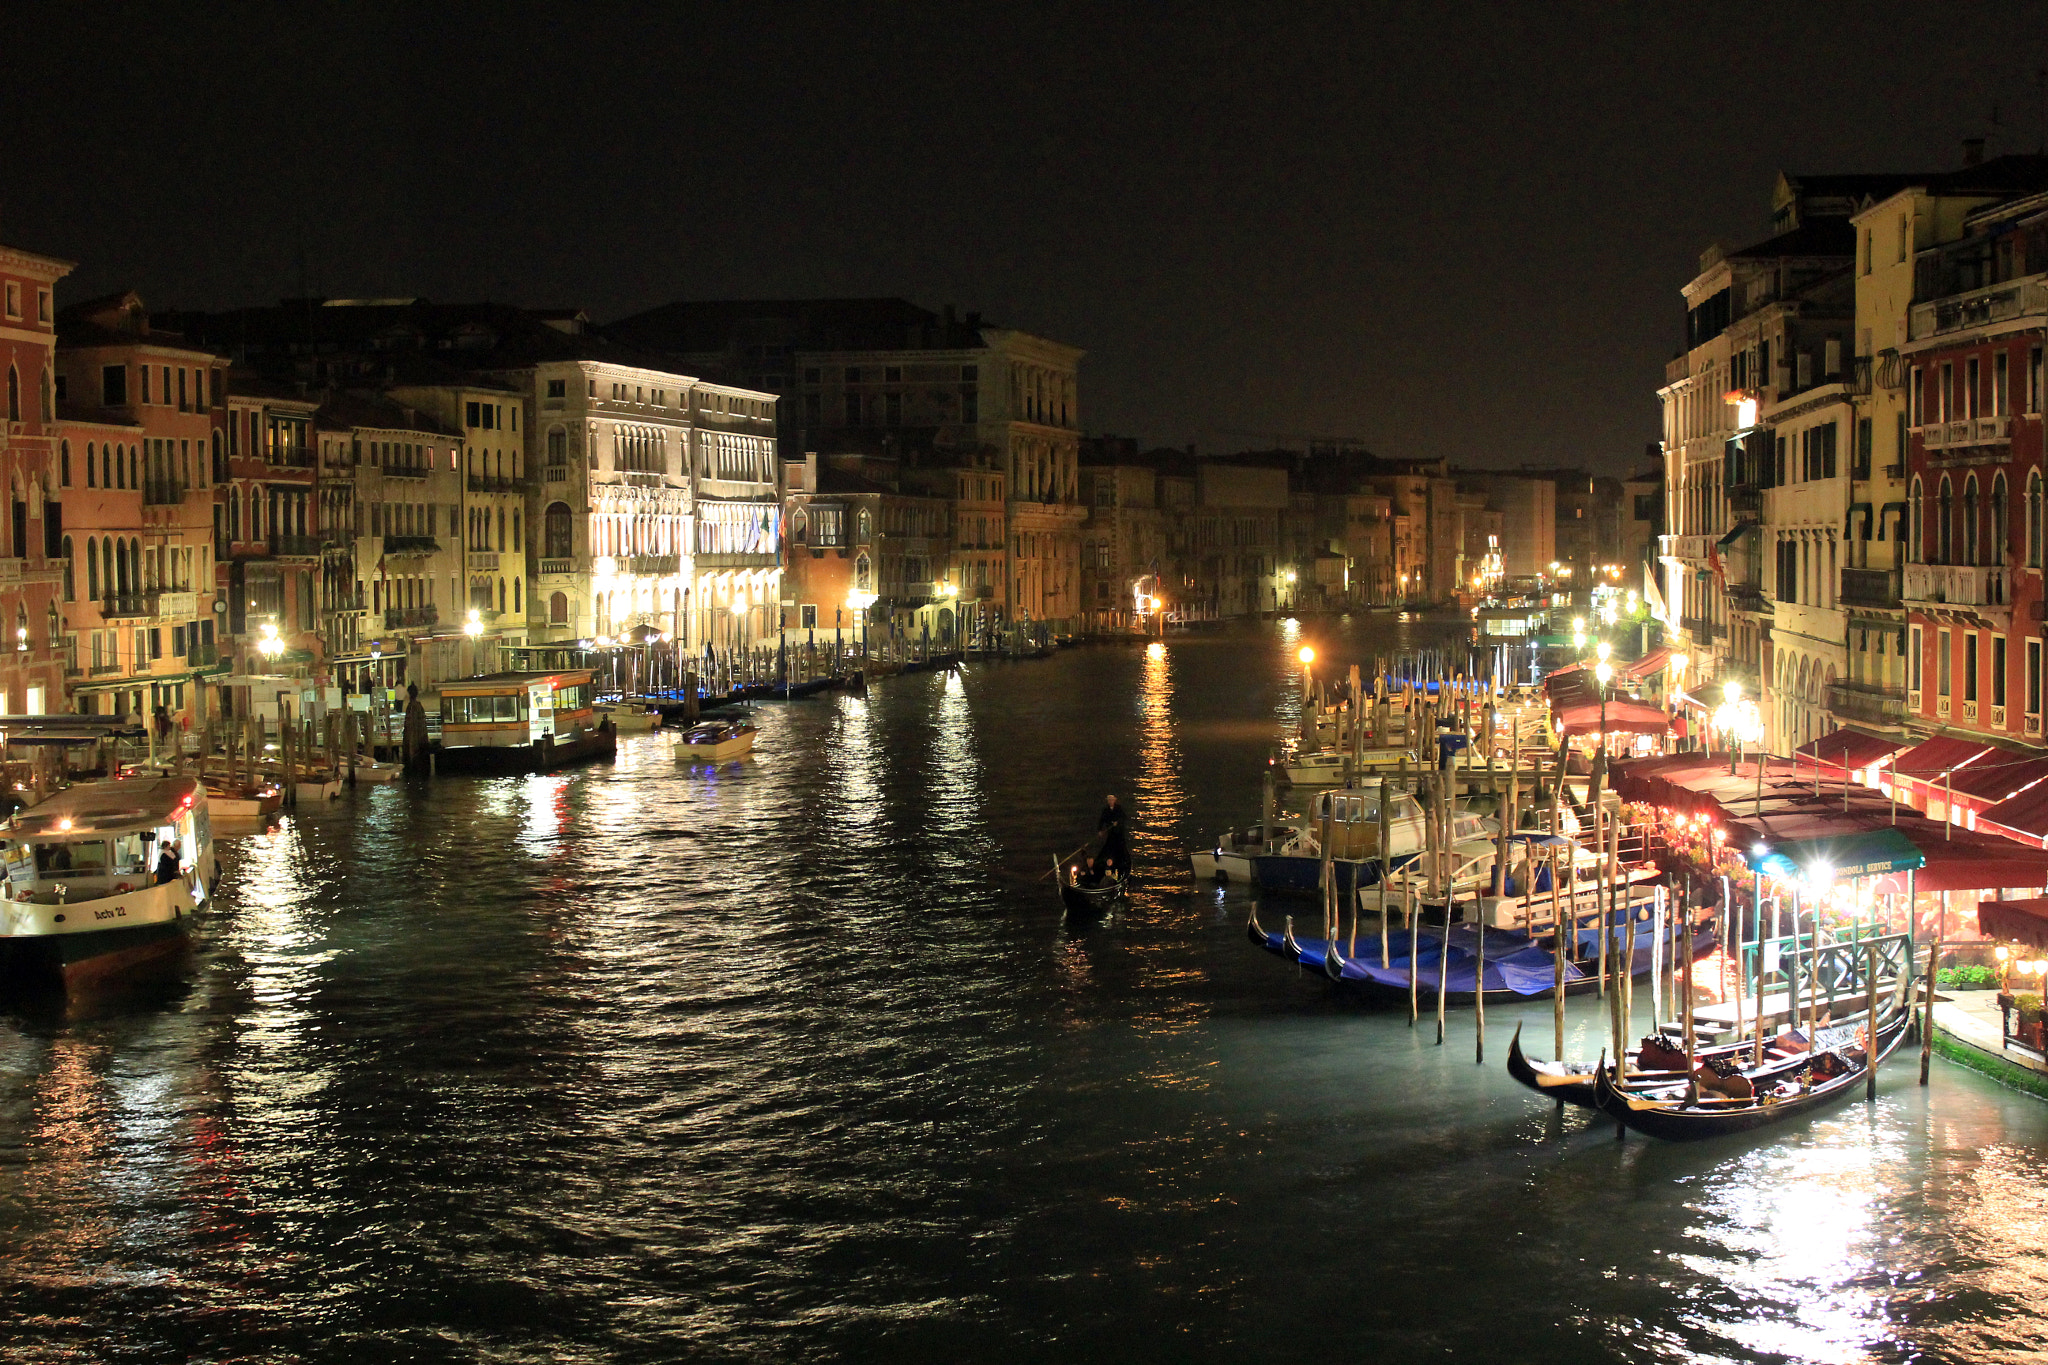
[1190,822,1302,883]
[0,776,215,987]
[1252,783,1428,895]
[1282,746,1419,787]
[673,720,758,762]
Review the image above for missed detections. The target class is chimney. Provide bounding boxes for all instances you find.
[1964,136,1985,167]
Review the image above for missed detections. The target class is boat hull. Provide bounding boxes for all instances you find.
[1592,1010,1910,1141]
[437,728,617,775]
[673,730,757,761]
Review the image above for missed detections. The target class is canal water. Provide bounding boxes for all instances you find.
[2,619,2045,1364]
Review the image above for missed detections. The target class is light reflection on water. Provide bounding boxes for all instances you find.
[0,620,2043,1364]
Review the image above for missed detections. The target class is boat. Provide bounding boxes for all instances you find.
[673,720,758,762]
[1190,822,1302,883]
[199,776,284,822]
[1248,904,1714,1007]
[1283,746,1419,787]
[1059,862,1126,919]
[596,703,663,732]
[1505,1022,1829,1110]
[0,776,215,988]
[436,669,617,774]
[1251,782,1428,895]
[1591,1003,1911,1141]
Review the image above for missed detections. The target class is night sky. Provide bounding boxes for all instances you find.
[15,3,2048,472]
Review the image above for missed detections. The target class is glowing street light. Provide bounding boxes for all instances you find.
[1298,646,1316,665]
[465,607,483,675]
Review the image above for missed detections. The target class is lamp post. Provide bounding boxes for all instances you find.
[1594,658,1613,758]
[465,608,483,677]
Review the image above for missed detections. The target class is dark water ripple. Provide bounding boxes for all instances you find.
[1,620,2045,1363]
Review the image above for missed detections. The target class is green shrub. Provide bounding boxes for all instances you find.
[1938,964,1998,988]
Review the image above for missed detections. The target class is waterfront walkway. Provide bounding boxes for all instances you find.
[1932,989,2048,1100]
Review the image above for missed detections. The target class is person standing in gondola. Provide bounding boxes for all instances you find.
[1093,793,1128,880]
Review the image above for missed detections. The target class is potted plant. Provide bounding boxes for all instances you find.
[2015,993,2045,1053]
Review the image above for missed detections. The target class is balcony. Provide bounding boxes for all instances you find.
[267,449,317,469]
[88,662,121,677]
[619,554,680,576]
[271,534,324,558]
[1922,415,2011,451]
[467,551,500,572]
[1827,680,1906,726]
[383,605,439,631]
[466,474,518,493]
[1964,699,1980,723]
[544,465,567,483]
[1839,566,1903,608]
[694,550,777,570]
[539,558,576,576]
[154,591,197,621]
[1661,534,1707,563]
[1903,562,2009,607]
[383,463,430,481]
[99,594,151,620]
[142,479,184,506]
[382,535,440,558]
[1908,275,2048,342]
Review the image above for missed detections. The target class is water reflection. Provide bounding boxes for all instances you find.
[0,620,2043,1364]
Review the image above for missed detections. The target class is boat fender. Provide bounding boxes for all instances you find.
[114,883,132,894]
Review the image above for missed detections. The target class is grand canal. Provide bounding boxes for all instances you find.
[1,619,2045,1364]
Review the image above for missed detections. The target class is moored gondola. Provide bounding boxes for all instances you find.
[1591,1005,1910,1141]
[1505,1021,1833,1110]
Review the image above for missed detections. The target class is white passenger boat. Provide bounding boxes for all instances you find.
[1283,747,1419,786]
[598,703,662,733]
[0,776,214,987]
[673,721,758,762]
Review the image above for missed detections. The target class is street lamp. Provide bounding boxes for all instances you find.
[464,607,483,676]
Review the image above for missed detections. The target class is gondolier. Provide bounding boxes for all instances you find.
[1093,794,1128,879]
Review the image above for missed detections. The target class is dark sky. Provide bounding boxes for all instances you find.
[14,3,2048,472]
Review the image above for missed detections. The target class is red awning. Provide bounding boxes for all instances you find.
[1872,834,2048,893]
[1554,700,1671,737]
[1946,752,2048,805]
[1975,780,2048,848]
[1622,645,1674,681]
[1890,737,1996,782]
[1548,661,1586,677]
[1979,897,2048,950]
[1793,732,1907,776]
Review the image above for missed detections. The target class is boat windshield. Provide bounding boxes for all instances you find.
[33,841,109,876]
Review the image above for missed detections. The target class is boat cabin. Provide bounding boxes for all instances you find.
[439,670,598,750]
[3,776,211,904]
[1307,784,1425,859]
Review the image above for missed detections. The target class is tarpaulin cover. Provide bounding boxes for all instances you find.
[1267,924,1591,997]
[1623,645,1674,681]
[1978,897,2048,950]
[1792,732,1906,775]
[1747,827,1926,881]
[1554,700,1670,737]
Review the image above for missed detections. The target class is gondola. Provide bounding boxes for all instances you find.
[1506,1022,1830,1110]
[1058,861,1127,919]
[1591,1004,1911,1141]
[1248,902,1715,1007]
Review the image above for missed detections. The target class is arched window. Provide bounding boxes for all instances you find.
[855,508,872,544]
[85,537,98,601]
[855,552,873,591]
[58,440,69,488]
[1939,476,1954,563]
[6,366,17,422]
[513,578,521,614]
[498,577,507,613]
[1992,473,2009,565]
[792,509,808,544]
[1910,477,1924,562]
[129,447,139,490]
[544,502,572,559]
[549,591,568,624]
[1964,475,1980,565]
[2029,471,2043,569]
[45,602,58,651]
